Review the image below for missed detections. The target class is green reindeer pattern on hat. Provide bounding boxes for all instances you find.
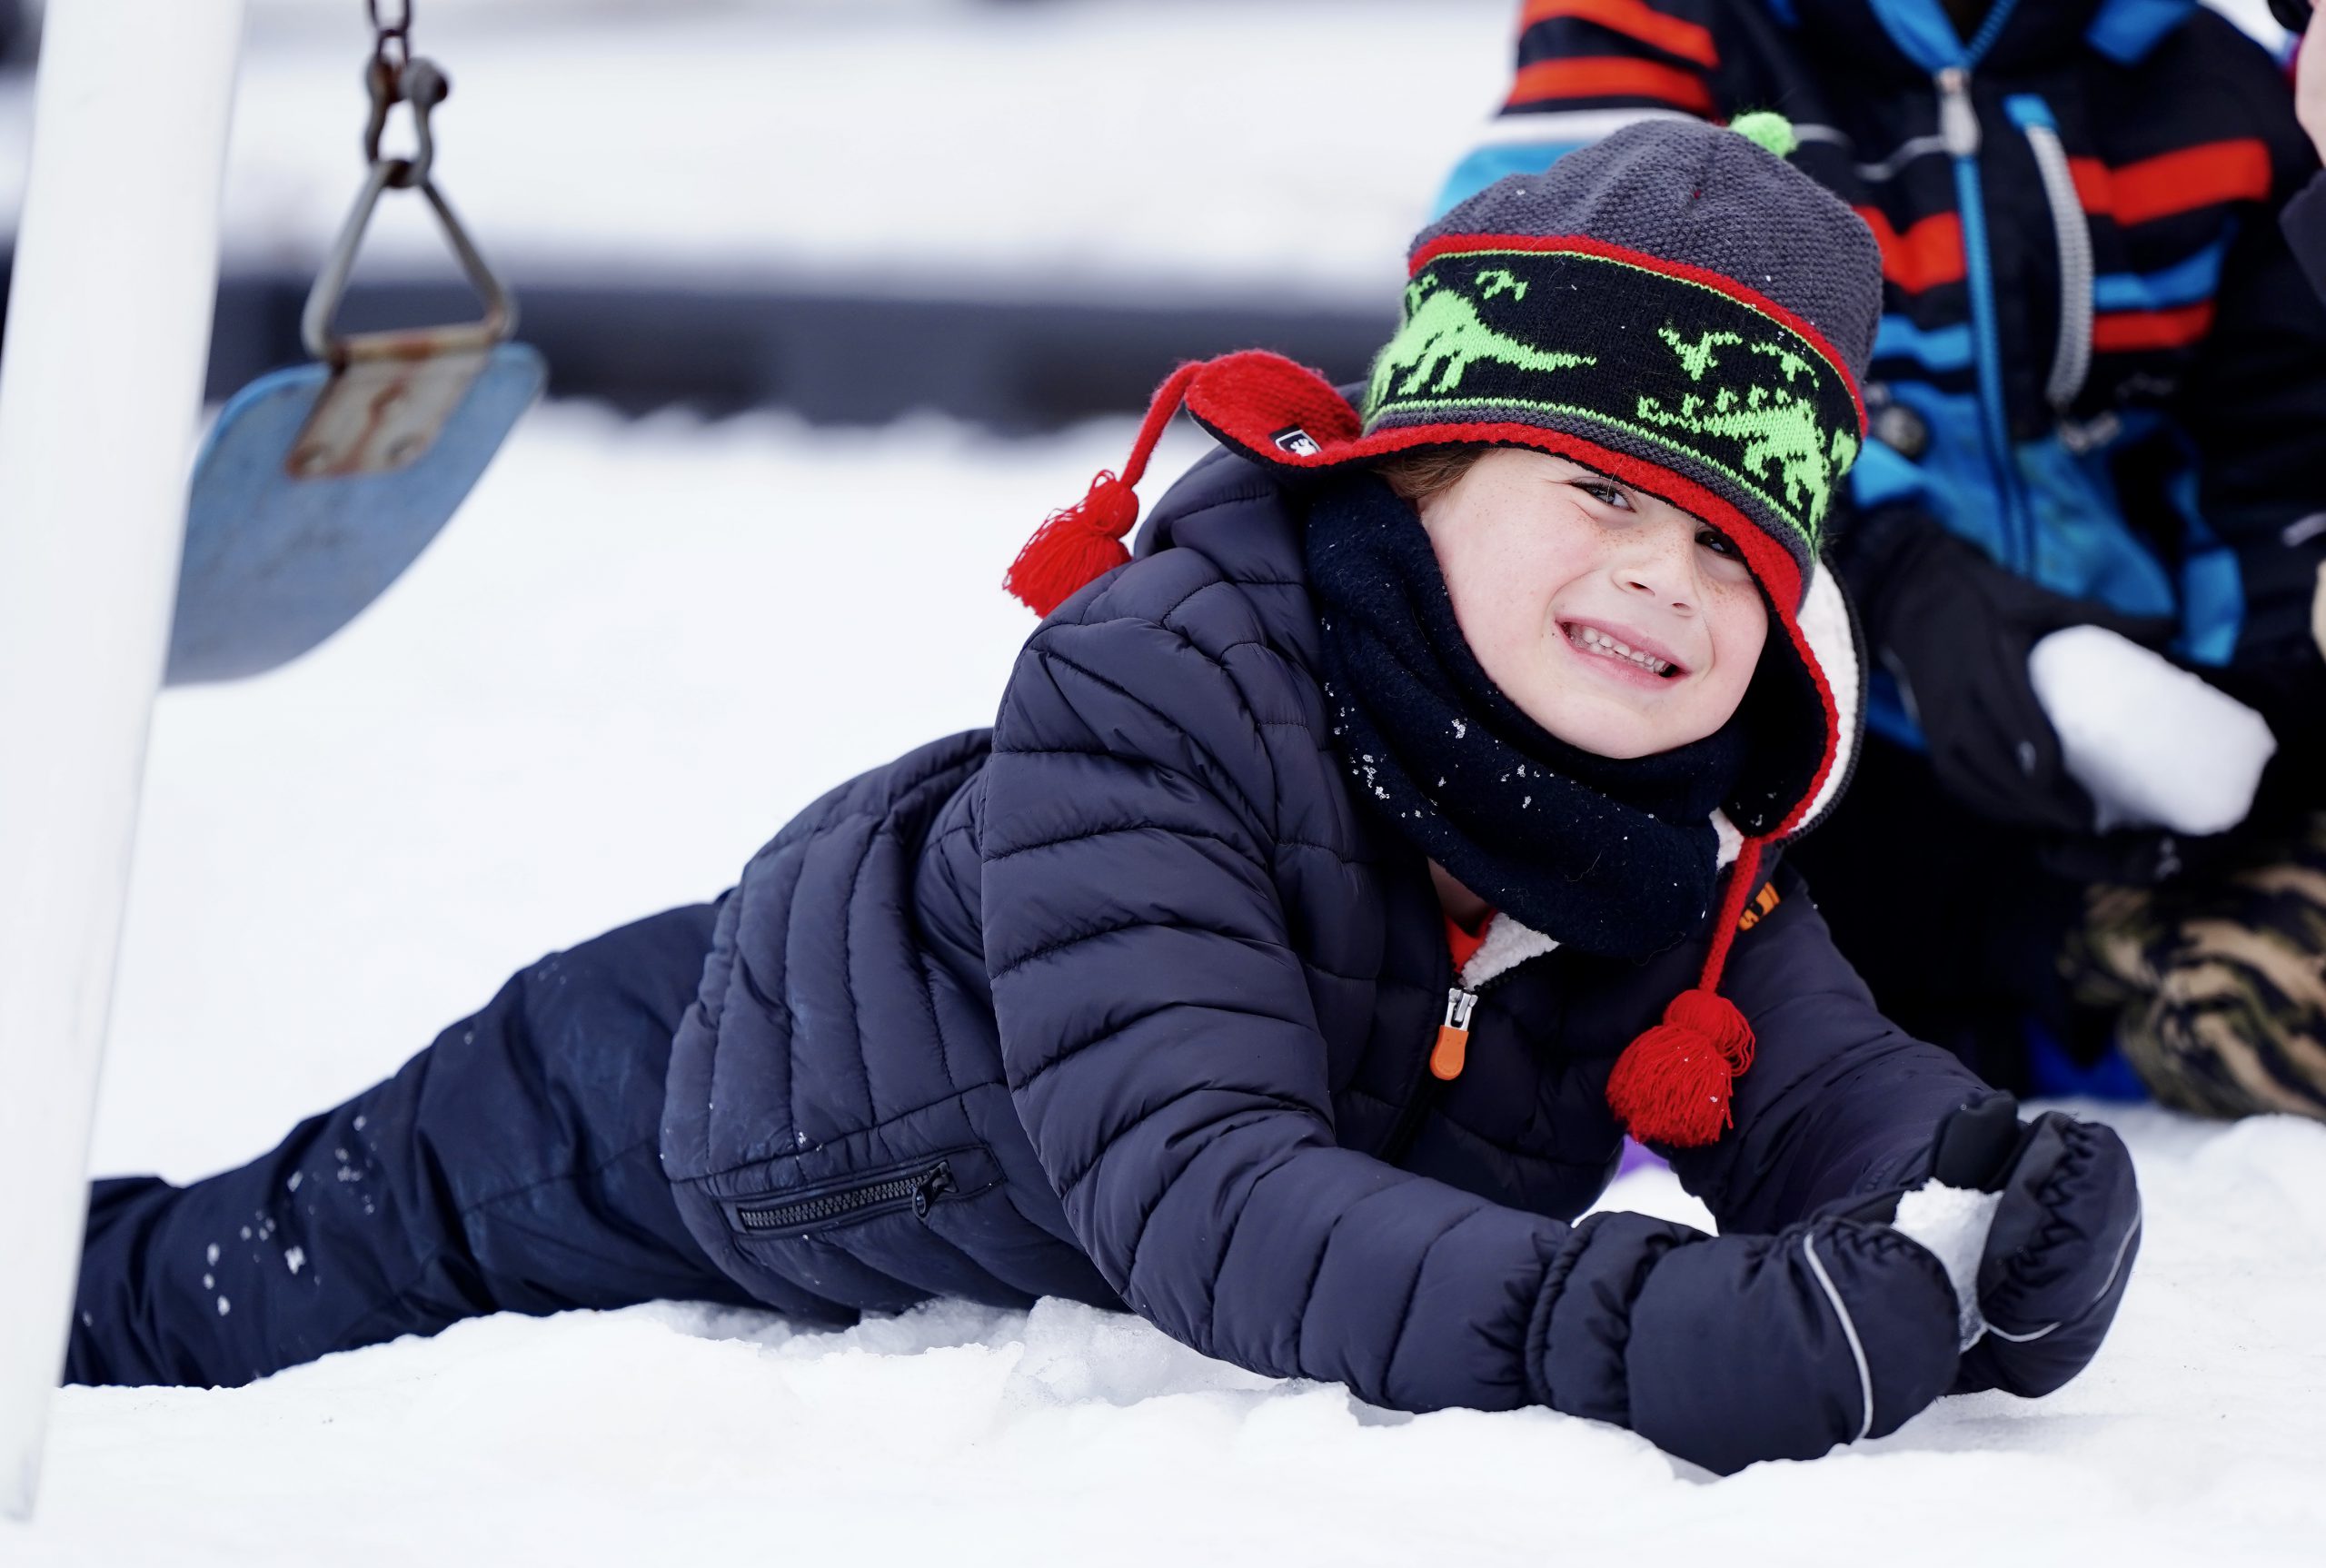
[1359,247,1864,560]
[1365,269,1595,413]
[1637,326,1862,527]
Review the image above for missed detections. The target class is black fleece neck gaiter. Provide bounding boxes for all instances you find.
[1303,471,1746,958]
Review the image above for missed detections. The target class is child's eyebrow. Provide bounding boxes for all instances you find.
[1566,463,1635,503]
[1569,466,1707,529]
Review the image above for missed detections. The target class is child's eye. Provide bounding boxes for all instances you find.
[1697,528,1742,560]
[1576,480,1632,510]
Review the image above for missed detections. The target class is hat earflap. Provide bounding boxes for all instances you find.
[1005,353,1366,617]
[1605,837,1766,1148]
[1004,361,1205,617]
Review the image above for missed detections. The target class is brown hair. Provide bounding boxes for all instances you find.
[1372,445,1486,507]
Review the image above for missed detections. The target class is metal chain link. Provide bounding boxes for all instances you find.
[308,0,514,362]
[358,0,444,185]
[366,0,412,72]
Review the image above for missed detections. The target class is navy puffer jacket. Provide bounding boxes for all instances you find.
[661,448,1989,1473]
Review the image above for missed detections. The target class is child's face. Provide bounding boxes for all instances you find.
[1416,448,1769,759]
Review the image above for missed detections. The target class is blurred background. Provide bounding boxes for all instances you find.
[0,0,1532,428]
[0,1,2296,428]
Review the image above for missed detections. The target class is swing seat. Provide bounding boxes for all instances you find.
[167,341,544,685]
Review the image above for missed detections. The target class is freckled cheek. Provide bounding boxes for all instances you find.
[1455,541,1573,650]
[1495,539,1592,628]
[1704,591,1770,692]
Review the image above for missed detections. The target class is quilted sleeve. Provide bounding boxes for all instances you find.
[1660,863,1993,1234]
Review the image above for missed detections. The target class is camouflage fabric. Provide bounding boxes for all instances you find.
[2063,813,2326,1121]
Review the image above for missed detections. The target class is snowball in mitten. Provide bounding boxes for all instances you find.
[2028,624,2275,837]
[1891,1179,2003,1348]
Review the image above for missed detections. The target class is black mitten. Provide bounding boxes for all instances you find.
[1843,1095,2142,1398]
[1951,1105,2142,1397]
[1536,1211,1961,1474]
[1844,509,2172,839]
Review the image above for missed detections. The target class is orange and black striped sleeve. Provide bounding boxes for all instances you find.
[1435,0,1728,215]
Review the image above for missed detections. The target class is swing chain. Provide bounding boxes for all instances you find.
[363,55,447,189]
[303,0,515,364]
[360,0,443,192]
[366,0,413,69]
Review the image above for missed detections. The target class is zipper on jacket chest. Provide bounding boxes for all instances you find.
[732,1160,957,1235]
[1379,983,1481,1166]
[1935,65,2031,573]
[1930,2,2073,579]
[1430,987,1480,1080]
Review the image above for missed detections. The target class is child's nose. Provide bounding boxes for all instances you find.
[1614,536,1698,614]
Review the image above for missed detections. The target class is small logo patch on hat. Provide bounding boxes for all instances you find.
[1271,426,1322,457]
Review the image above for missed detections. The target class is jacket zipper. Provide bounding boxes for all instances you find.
[1430,986,1481,1081]
[1936,65,2032,575]
[733,1160,957,1234]
[1929,0,2031,572]
[1380,973,1486,1167]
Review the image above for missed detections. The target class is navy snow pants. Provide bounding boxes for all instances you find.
[67,903,759,1387]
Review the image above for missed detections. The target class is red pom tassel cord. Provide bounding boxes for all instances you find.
[1004,362,1203,617]
[1605,839,1766,1148]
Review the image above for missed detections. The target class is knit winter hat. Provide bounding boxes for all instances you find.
[1005,115,1880,1149]
[1368,112,1877,587]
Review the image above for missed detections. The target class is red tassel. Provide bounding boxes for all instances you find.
[1004,361,1204,617]
[1605,987,1756,1148]
[1003,471,1140,617]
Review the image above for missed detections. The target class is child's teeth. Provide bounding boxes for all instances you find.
[1573,626,1670,674]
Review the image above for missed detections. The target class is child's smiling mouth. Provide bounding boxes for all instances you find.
[1562,620,1685,680]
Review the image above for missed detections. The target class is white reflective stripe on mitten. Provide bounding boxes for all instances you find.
[1892,1181,2005,1350]
[2028,624,2276,838]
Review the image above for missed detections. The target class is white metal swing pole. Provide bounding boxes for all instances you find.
[0,0,248,1520]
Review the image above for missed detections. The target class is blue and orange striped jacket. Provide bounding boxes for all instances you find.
[1439,0,2326,767]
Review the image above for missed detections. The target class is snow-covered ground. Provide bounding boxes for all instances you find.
[2,407,2322,1563]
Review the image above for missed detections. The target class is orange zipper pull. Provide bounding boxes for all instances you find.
[1431,987,1478,1080]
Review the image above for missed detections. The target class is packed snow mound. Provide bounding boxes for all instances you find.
[15,1115,2326,1567]
[12,411,2323,1563]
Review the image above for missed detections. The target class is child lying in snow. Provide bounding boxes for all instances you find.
[70,118,2141,1474]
